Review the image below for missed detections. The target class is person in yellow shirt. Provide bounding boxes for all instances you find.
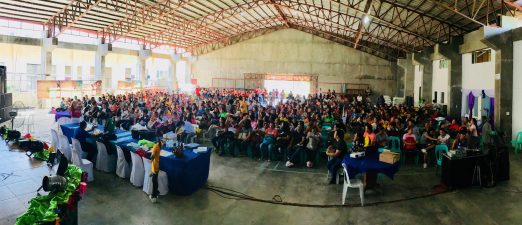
[240,97,249,114]
[149,130,163,203]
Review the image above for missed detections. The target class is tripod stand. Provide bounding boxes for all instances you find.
[472,156,482,189]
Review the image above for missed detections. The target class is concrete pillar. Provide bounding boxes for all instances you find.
[138,45,151,85]
[414,46,435,102]
[483,30,514,138]
[434,36,464,122]
[95,38,111,93]
[41,31,57,76]
[479,16,522,139]
[169,53,182,90]
[397,54,414,98]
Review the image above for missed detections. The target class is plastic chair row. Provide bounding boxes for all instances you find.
[115,146,169,195]
[51,129,93,181]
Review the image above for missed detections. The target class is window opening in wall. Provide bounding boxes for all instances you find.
[156,70,167,86]
[439,60,448,69]
[77,66,82,80]
[105,68,112,88]
[27,64,41,74]
[441,92,445,104]
[65,66,71,75]
[434,91,437,103]
[472,49,491,64]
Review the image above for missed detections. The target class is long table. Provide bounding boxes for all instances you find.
[60,123,212,196]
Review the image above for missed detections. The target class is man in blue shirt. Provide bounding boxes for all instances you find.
[73,121,102,162]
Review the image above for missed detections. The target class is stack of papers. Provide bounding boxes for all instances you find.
[160,150,173,157]
[193,147,208,154]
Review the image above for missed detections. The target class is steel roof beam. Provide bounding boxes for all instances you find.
[44,0,104,37]
[143,0,268,48]
[291,24,401,60]
[186,19,281,51]
[286,16,413,53]
[183,17,281,48]
[98,0,197,44]
[275,0,436,48]
[426,0,486,27]
[276,1,423,54]
[269,0,290,28]
[320,0,442,44]
[190,25,286,56]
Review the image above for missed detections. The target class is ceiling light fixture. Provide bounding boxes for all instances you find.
[294,11,298,15]
[363,15,369,24]
[240,13,244,16]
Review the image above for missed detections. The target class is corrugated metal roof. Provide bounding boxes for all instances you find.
[0,0,517,60]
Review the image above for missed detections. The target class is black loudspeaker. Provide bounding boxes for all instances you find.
[3,106,12,122]
[5,93,12,107]
[0,94,4,108]
[0,108,4,123]
[0,65,5,94]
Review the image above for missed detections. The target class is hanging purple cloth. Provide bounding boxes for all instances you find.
[468,92,475,120]
[490,98,494,129]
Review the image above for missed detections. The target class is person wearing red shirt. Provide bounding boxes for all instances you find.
[441,119,460,131]
[195,86,200,95]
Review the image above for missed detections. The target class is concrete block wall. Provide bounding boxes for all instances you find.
[191,29,397,98]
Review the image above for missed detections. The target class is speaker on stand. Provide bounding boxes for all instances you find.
[0,66,12,124]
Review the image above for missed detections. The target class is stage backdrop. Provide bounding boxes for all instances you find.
[37,81,60,99]
[37,80,101,99]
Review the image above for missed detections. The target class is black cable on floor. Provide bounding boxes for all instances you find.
[202,184,450,208]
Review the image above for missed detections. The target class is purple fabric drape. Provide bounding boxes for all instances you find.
[490,98,494,129]
[468,92,475,120]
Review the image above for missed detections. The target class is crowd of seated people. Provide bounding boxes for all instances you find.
[63,86,489,183]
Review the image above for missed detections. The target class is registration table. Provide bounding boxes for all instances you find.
[342,153,400,190]
[60,123,212,196]
[55,111,72,122]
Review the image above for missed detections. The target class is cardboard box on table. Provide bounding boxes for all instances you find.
[379,151,400,164]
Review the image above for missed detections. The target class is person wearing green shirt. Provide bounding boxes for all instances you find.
[218,107,227,117]
[324,112,334,123]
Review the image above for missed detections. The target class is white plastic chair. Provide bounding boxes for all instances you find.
[50,129,60,151]
[341,163,364,206]
[130,151,145,187]
[58,134,72,162]
[24,114,35,133]
[71,138,84,159]
[72,149,94,182]
[96,142,117,173]
[142,158,169,196]
[116,146,131,179]
[327,155,344,184]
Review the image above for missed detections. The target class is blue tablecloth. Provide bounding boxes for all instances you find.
[55,111,71,122]
[342,153,400,180]
[60,123,212,196]
[60,123,127,143]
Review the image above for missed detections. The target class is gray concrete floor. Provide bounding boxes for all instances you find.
[0,110,520,225]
